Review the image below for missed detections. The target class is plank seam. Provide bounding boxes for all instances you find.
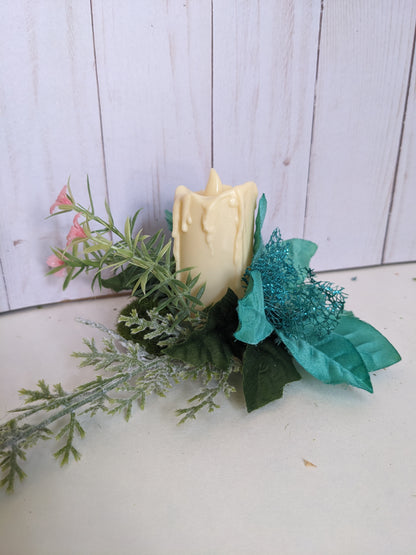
[0,258,11,311]
[303,0,324,239]
[381,21,416,264]
[89,1,109,198]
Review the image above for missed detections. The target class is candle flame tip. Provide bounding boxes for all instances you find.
[205,169,223,195]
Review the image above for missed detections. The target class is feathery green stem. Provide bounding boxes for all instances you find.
[1,316,241,493]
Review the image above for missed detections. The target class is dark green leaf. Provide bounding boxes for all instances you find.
[116,297,163,355]
[101,265,142,292]
[242,338,301,412]
[165,289,244,370]
[204,289,241,350]
[165,210,173,232]
[166,328,234,371]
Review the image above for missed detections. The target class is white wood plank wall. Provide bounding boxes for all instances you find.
[1,0,415,312]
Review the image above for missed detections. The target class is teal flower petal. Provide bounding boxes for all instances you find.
[234,270,274,345]
[253,194,267,259]
[283,238,317,280]
[279,330,373,393]
[334,311,401,371]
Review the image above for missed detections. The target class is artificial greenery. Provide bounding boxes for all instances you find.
[0,316,240,493]
[0,183,244,493]
[242,339,301,412]
[47,179,205,325]
[165,289,245,370]
[0,180,401,493]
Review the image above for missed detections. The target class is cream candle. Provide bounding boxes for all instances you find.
[172,169,258,305]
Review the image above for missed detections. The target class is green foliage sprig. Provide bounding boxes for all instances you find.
[48,179,205,324]
[1,180,401,494]
[0,316,239,493]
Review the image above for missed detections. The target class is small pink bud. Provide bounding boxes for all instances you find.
[66,214,87,246]
[50,185,72,214]
[46,254,66,277]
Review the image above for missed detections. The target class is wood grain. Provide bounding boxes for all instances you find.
[212,0,321,241]
[0,1,107,310]
[91,0,212,234]
[0,261,8,312]
[383,27,416,264]
[1,1,415,313]
[304,0,416,270]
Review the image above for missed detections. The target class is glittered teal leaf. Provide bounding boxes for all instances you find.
[234,270,274,345]
[334,311,401,371]
[165,289,243,370]
[284,238,317,278]
[279,330,373,393]
[253,194,267,259]
[242,338,301,412]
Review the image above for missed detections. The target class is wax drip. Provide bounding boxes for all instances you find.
[231,191,242,267]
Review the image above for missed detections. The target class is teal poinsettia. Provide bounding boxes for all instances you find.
[165,195,400,413]
[234,196,401,410]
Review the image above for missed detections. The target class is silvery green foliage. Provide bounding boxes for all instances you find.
[0,316,240,494]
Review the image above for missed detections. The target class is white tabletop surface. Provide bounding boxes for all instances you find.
[1,263,415,555]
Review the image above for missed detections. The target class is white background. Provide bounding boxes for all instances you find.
[1,1,416,311]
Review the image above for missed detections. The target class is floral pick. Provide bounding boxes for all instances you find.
[0,180,401,493]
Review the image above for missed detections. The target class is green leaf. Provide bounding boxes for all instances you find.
[130,208,142,232]
[166,328,234,371]
[334,312,401,371]
[279,330,373,393]
[104,197,114,227]
[124,217,132,247]
[86,175,95,214]
[234,270,274,345]
[242,338,301,412]
[205,289,242,352]
[165,289,243,370]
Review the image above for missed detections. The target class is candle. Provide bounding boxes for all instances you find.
[172,169,258,305]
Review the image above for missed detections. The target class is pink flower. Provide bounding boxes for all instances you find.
[50,185,72,214]
[46,254,66,277]
[66,213,87,246]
